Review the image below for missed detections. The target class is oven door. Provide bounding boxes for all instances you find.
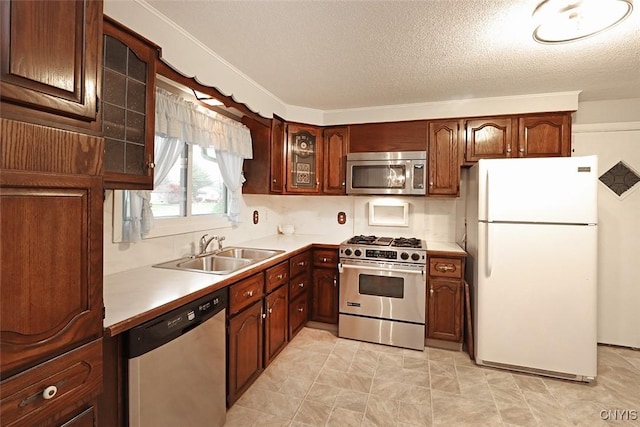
[338,261,426,324]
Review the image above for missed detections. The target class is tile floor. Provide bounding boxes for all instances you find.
[225,327,640,426]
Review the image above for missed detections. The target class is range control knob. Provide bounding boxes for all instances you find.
[354,249,362,257]
[400,252,409,260]
[411,253,421,261]
[344,248,352,256]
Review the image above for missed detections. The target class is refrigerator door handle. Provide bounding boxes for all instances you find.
[485,223,492,277]
[486,170,492,222]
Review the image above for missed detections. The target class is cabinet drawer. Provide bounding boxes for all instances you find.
[265,261,289,293]
[229,273,265,315]
[289,273,311,301]
[429,257,463,279]
[0,339,102,427]
[313,249,339,268]
[290,251,312,279]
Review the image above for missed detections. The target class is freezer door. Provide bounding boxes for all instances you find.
[475,222,597,379]
[477,156,598,224]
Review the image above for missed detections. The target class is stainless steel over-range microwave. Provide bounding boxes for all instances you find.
[346,151,427,195]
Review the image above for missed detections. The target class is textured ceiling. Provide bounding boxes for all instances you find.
[145,0,640,111]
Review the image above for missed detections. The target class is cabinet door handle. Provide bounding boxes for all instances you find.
[333,277,337,287]
[276,274,283,280]
[298,261,306,267]
[321,257,328,262]
[42,385,57,400]
[435,264,455,272]
[430,288,434,295]
[244,290,254,298]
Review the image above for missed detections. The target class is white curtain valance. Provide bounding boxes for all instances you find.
[155,87,253,159]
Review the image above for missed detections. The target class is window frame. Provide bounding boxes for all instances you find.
[111,143,232,243]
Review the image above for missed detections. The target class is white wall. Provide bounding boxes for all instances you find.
[572,97,640,348]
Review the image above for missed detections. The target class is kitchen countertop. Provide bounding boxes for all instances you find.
[103,234,465,336]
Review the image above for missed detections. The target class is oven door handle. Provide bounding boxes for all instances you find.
[338,262,424,276]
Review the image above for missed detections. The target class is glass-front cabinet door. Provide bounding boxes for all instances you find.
[102,17,158,190]
[285,124,322,193]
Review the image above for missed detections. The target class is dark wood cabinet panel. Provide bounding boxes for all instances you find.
[311,269,339,324]
[518,113,571,158]
[427,279,463,342]
[465,117,516,162]
[60,406,97,427]
[264,285,289,366]
[265,261,289,293]
[285,124,323,193]
[313,249,339,269]
[227,300,263,406]
[323,126,349,194]
[270,117,286,193]
[0,0,101,128]
[427,254,465,343]
[242,116,272,194]
[289,273,311,302]
[0,339,102,427]
[290,251,312,279]
[229,273,265,315]
[0,171,103,377]
[349,120,428,152]
[102,16,158,189]
[289,293,309,340]
[428,120,461,196]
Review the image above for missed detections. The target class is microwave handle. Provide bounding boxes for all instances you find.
[413,163,425,190]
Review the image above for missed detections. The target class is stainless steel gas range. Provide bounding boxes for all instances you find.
[338,235,427,351]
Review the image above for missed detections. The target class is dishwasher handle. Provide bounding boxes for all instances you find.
[127,287,228,359]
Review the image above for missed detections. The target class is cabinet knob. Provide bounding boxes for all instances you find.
[268,308,273,314]
[341,182,346,187]
[298,282,305,288]
[506,145,512,153]
[298,307,304,312]
[430,288,434,295]
[276,274,283,280]
[42,385,57,400]
[429,182,434,187]
[519,147,525,153]
[244,290,254,298]
[333,277,337,287]
[322,257,328,262]
[298,261,306,267]
[273,179,277,183]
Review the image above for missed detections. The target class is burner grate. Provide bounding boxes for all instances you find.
[391,237,423,248]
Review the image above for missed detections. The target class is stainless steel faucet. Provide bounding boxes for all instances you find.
[198,234,226,255]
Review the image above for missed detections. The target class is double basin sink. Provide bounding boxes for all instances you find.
[153,247,285,275]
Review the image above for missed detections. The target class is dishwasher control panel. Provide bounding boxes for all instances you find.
[127,287,228,359]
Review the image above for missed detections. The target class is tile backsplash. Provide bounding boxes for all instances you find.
[104,182,466,274]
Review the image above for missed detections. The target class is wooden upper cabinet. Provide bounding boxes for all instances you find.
[285,124,322,193]
[518,113,571,158]
[428,120,461,197]
[102,16,158,190]
[241,116,271,194]
[349,120,428,152]
[465,117,516,162]
[270,117,286,193]
[0,0,101,129]
[323,126,349,194]
[0,171,104,378]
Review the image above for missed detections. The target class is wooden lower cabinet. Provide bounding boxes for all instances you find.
[289,293,309,339]
[227,300,264,406]
[427,255,466,343]
[427,278,463,342]
[0,339,102,427]
[311,268,338,324]
[264,285,289,366]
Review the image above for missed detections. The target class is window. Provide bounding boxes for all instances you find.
[150,143,228,218]
[113,141,230,242]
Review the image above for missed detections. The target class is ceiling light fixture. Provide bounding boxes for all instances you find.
[193,89,224,107]
[532,0,633,44]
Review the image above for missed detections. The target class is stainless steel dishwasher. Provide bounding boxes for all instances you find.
[127,288,227,427]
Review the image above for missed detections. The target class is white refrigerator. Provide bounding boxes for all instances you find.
[466,156,598,382]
